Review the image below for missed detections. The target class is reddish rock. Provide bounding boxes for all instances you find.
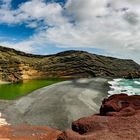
[58,94,140,140]
[0,94,140,140]
[0,125,61,140]
[100,94,140,116]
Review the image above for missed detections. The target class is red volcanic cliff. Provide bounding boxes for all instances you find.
[58,94,140,140]
[0,94,140,140]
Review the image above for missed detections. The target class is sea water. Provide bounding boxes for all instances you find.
[108,78,140,96]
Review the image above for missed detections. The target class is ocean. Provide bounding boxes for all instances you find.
[108,78,140,96]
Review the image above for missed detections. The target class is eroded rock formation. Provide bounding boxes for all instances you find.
[0,94,140,139]
[0,46,140,82]
[58,94,140,140]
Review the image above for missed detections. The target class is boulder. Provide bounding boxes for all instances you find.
[100,94,140,116]
[58,94,140,140]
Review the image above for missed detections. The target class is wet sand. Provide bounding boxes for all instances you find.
[0,78,109,130]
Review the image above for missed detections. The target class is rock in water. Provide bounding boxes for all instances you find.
[58,94,140,140]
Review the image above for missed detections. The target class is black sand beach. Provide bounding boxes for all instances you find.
[0,78,109,130]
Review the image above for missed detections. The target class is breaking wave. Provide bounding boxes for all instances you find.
[108,78,140,96]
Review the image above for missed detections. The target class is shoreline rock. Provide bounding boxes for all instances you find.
[0,125,61,140]
[58,94,140,140]
[0,94,140,139]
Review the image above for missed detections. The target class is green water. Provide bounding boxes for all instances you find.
[0,79,62,100]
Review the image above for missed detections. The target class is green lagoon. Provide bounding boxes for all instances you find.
[0,79,62,100]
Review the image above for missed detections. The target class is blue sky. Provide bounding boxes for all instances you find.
[0,0,105,55]
[0,23,34,41]
[0,0,140,63]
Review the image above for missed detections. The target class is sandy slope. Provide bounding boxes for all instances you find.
[0,78,109,130]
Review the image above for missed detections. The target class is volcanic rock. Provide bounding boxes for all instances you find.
[0,46,140,82]
[0,125,61,140]
[0,94,140,139]
[100,94,140,116]
[58,94,140,140]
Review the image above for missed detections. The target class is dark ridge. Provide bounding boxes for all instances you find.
[55,50,87,56]
[0,46,140,82]
[0,46,137,62]
[0,46,48,58]
[0,46,87,58]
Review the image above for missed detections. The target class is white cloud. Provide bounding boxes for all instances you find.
[0,0,140,63]
[0,0,67,25]
[65,0,108,21]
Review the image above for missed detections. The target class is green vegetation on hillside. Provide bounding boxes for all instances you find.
[1,46,140,83]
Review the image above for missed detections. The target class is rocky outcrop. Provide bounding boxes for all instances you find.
[0,94,140,139]
[0,46,140,82]
[0,125,61,140]
[100,94,140,116]
[58,94,140,140]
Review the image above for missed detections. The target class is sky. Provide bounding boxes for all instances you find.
[0,0,140,63]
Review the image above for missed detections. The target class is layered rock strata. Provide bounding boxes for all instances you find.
[0,46,140,82]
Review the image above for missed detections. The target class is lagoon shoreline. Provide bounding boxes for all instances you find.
[0,78,110,130]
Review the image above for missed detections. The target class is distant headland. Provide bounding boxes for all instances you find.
[0,46,140,82]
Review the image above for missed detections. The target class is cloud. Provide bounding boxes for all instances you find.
[0,0,140,63]
[0,0,67,25]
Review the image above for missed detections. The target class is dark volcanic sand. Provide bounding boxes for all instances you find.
[0,78,109,130]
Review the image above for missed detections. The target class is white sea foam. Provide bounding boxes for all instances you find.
[134,81,140,85]
[113,78,122,82]
[108,79,140,96]
[108,78,122,86]
[108,81,118,86]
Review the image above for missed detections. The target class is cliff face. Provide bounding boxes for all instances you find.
[0,46,140,82]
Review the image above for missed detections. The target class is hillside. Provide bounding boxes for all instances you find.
[0,46,140,82]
